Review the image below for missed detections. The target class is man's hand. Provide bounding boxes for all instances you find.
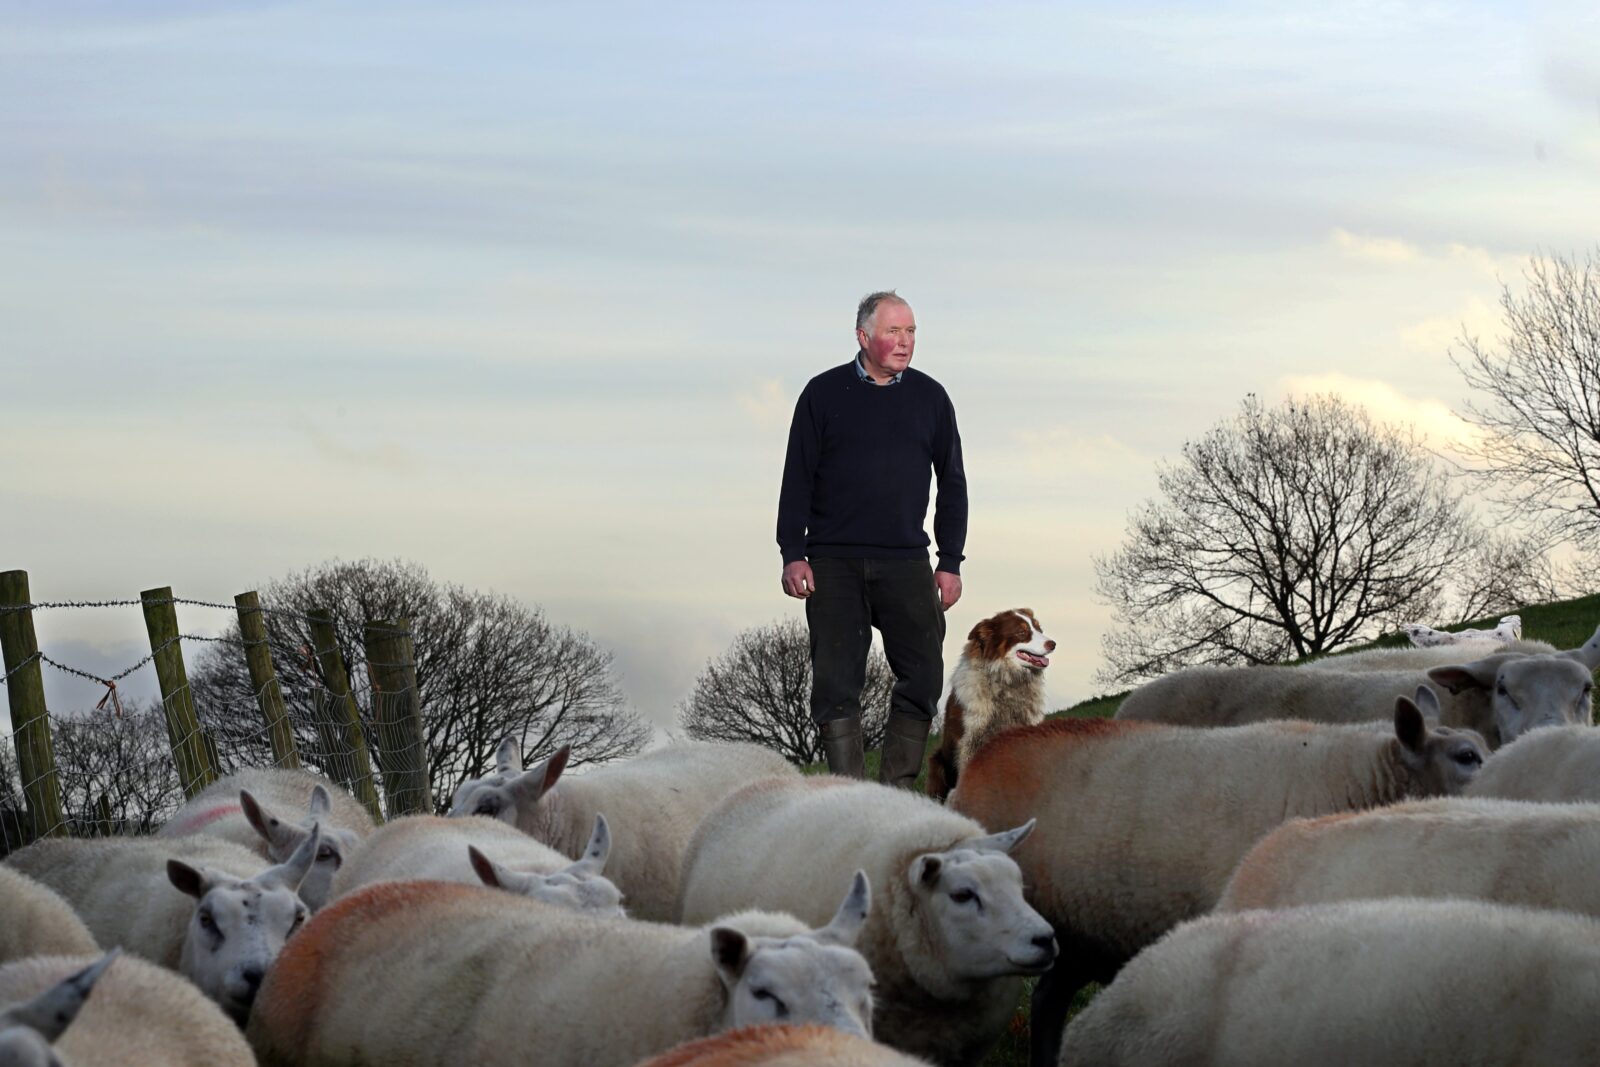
[935,571,962,612]
[782,561,816,599]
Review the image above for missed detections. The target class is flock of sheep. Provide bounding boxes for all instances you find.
[1,616,1598,1066]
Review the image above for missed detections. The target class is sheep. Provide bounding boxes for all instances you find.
[1057,899,1600,1066]
[635,1025,936,1067]
[332,811,624,914]
[0,868,97,966]
[948,697,1486,1067]
[1467,723,1600,803]
[0,950,255,1066]
[5,829,318,1022]
[246,873,877,1067]
[677,775,1055,1067]
[1300,635,1554,672]
[1115,621,1599,747]
[159,766,375,910]
[1217,796,1600,915]
[448,738,797,920]
[1403,612,1523,647]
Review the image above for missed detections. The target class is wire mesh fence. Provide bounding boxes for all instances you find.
[0,587,432,857]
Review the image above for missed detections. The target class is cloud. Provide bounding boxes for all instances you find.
[1399,296,1503,356]
[1330,229,1421,264]
[737,379,792,427]
[1275,373,1485,459]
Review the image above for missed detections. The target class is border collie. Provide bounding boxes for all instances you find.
[926,607,1054,801]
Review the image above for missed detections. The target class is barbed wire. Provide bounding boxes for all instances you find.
[0,597,413,635]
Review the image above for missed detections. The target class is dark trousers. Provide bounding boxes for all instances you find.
[806,557,946,726]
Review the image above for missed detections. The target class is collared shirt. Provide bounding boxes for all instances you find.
[855,352,903,386]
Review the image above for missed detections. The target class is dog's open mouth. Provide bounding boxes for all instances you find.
[1016,650,1050,669]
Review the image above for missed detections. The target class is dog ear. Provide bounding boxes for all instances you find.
[967,618,994,646]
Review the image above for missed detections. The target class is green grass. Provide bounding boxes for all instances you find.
[800,594,1600,1064]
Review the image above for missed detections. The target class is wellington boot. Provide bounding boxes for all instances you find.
[818,717,866,779]
[878,711,933,790]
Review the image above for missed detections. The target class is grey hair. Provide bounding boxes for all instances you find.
[855,290,909,336]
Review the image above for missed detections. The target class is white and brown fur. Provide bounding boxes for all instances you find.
[926,608,1054,802]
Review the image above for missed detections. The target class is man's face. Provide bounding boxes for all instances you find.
[857,301,916,380]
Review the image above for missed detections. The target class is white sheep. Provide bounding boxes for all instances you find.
[332,811,624,914]
[0,868,97,966]
[1217,796,1600,915]
[1058,899,1600,1066]
[948,697,1486,1067]
[678,776,1054,1067]
[1115,621,1599,747]
[1300,635,1553,672]
[6,829,318,1022]
[159,766,375,910]
[449,738,796,921]
[0,950,255,1066]
[246,873,877,1067]
[1467,723,1600,803]
[1403,613,1522,646]
[634,1024,937,1067]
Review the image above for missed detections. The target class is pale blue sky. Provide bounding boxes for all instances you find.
[4,1,1598,730]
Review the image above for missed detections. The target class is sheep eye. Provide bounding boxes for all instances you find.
[950,889,977,905]
[752,989,788,1016]
[1454,750,1482,767]
[199,912,219,935]
[317,847,336,862]
[290,909,308,933]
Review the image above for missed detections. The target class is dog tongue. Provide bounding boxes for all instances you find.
[1022,652,1050,667]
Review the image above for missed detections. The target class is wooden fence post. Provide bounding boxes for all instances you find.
[306,610,383,822]
[364,618,431,816]
[140,587,218,799]
[0,570,66,840]
[234,592,300,769]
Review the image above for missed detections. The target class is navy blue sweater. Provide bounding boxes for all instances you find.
[776,361,968,574]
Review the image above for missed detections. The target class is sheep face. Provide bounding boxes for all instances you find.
[0,951,117,1067]
[1430,653,1597,747]
[448,745,570,824]
[241,786,361,910]
[1391,695,1488,796]
[470,811,626,916]
[711,872,876,1039]
[168,828,318,1022]
[907,822,1057,981]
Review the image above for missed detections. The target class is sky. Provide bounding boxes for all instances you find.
[3,1,1599,736]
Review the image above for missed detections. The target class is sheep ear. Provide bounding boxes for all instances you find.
[510,746,570,806]
[1,949,120,1042]
[815,870,870,948]
[967,818,1035,855]
[168,859,212,899]
[1563,624,1600,670]
[1428,657,1508,694]
[241,790,293,850]
[494,735,523,775]
[709,928,750,984]
[261,824,320,892]
[1394,696,1428,754]
[468,846,506,890]
[912,854,943,889]
[571,813,612,875]
[307,785,332,818]
[1412,685,1442,724]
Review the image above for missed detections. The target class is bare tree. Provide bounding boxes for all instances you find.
[1447,531,1575,625]
[1095,394,1480,684]
[51,704,183,836]
[1454,250,1600,554]
[678,619,897,765]
[187,559,650,813]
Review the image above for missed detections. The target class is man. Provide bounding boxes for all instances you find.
[776,290,967,788]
